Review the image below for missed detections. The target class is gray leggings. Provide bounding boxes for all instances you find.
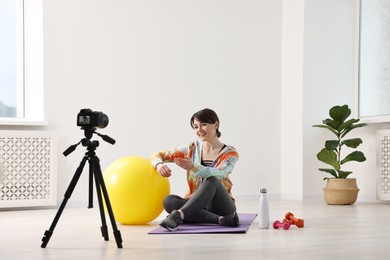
[162,176,236,224]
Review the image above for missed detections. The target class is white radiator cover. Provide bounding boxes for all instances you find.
[0,131,57,208]
[377,130,390,201]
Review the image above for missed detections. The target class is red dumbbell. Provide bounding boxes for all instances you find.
[285,212,304,228]
[273,220,291,230]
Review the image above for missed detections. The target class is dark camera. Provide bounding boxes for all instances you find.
[77,109,109,129]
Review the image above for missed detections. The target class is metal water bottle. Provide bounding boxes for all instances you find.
[258,188,269,229]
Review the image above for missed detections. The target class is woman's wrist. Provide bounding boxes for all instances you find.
[155,162,164,169]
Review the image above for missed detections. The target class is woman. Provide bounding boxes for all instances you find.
[150,108,239,231]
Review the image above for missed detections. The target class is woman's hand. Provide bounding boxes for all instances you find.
[156,163,172,177]
[174,157,194,171]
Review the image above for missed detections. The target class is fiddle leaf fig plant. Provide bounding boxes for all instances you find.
[313,105,367,180]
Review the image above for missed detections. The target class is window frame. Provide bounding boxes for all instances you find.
[0,0,45,126]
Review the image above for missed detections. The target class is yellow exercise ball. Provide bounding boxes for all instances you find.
[103,156,170,225]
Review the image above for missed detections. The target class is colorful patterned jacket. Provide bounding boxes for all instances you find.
[151,140,239,199]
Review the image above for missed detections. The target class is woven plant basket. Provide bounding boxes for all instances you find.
[323,178,360,205]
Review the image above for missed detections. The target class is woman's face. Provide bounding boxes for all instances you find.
[192,119,218,141]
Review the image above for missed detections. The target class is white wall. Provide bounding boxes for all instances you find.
[302,0,358,198]
[280,0,305,200]
[38,0,283,205]
[302,0,390,201]
[1,0,386,206]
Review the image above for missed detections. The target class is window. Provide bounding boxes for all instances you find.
[0,0,22,118]
[0,0,44,125]
[358,0,390,122]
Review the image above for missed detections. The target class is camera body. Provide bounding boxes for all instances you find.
[77,109,109,129]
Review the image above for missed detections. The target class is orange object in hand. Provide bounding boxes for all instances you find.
[167,152,187,161]
[176,152,187,159]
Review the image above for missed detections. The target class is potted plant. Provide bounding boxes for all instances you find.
[313,104,367,205]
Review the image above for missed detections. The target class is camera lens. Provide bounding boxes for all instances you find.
[97,112,109,128]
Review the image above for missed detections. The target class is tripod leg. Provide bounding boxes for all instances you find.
[92,160,109,241]
[41,156,88,248]
[88,160,94,208]
[93,157,123,248]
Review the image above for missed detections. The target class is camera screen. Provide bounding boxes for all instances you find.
[78,115,90,125]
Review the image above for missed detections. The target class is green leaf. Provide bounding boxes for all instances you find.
[312,124,338,136]
[352,122,368,128]
[338,118,359,132]
[340,122,368,138]
[323,119,341,131]
[338,170,353,178]
[340,151,366,164]
[318,168,338,178]
[317,148,340,170]
[329,105,351,124]
[341,138,362,148]
[325,140,339,150]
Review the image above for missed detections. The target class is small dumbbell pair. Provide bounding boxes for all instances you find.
[273,212,304,230]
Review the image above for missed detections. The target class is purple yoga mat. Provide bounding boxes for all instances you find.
[148,213,257,234]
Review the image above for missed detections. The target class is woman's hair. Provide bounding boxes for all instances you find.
[190,108,221,138]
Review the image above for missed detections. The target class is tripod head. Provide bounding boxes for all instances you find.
[63,127,115,157]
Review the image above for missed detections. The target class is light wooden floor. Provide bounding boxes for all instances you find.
[1,197,390,260]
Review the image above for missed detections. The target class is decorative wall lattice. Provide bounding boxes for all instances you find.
[377,130,390,201]
[0,131,56,207]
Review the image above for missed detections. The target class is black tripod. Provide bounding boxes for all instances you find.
[41,129,123,248]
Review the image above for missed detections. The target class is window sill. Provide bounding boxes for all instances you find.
[0,119,48,126]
